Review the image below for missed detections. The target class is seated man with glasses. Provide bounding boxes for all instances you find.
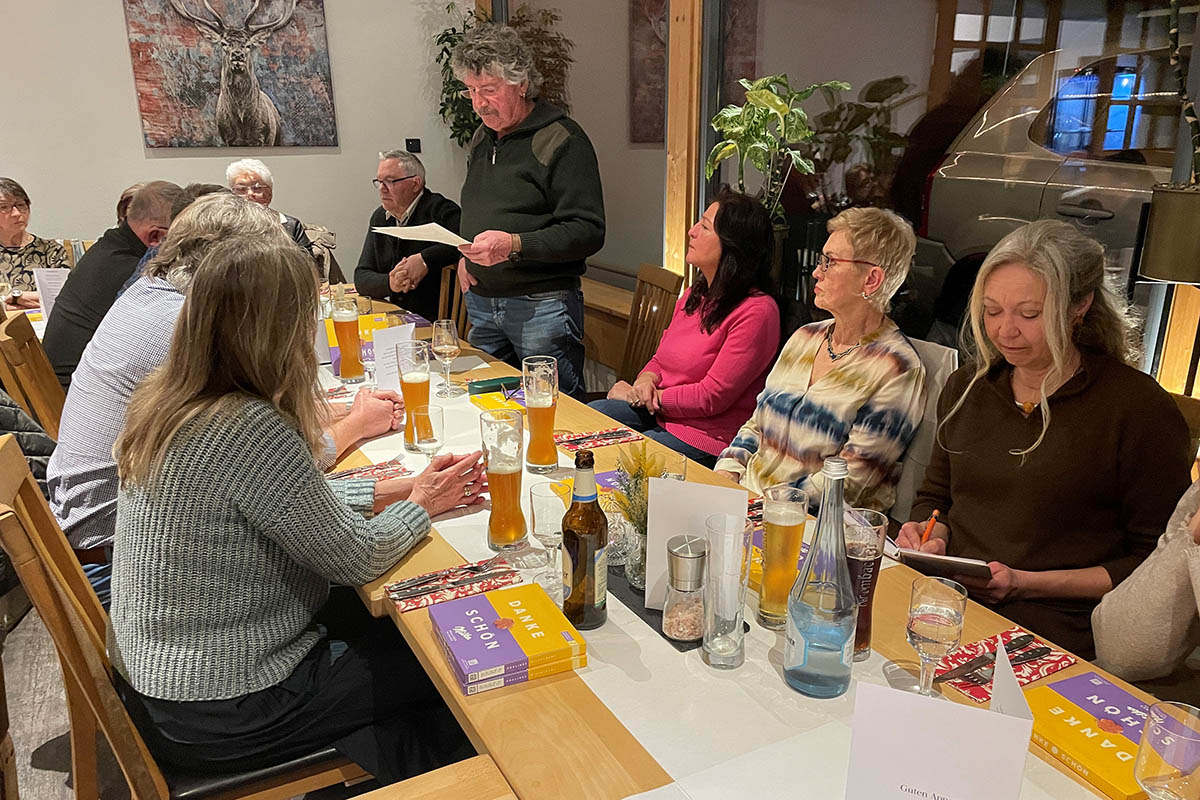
[354,150,461,322]
[226,159,316,260]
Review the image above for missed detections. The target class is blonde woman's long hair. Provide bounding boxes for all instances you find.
[117,234,324,487]
[940,220,1135,457]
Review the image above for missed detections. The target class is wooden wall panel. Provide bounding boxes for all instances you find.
[662,0,704,276]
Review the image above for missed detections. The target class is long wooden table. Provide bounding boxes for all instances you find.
[345,360,1155,799]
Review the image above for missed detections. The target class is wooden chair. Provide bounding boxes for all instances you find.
[0,311,65,440]
[355,755,515,800]
[615,264,684,384]
[57,240,95,269]
[438,264,471,340]
[0,435,369,799]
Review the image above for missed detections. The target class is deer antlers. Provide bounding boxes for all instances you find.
[168,0,226,34]
[245,0,297,34]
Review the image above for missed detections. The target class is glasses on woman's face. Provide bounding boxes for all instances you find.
[0,202,30,216]
[814,253,880,274]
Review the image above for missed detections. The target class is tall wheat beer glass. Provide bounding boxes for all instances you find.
[523,355,558,474]
[332,299,364,384]
[757,485,809,630]
[481,409,527,551]
[396,341,431,453]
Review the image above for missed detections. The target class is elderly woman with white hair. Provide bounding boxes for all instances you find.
[225,158,315,256]
[896,220,1191,659]
[715,207,926,513]
[451,24,605,400]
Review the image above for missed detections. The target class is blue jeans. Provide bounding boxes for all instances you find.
[84,562,112,610]
[465,289,586,399]
[587,398,719,469]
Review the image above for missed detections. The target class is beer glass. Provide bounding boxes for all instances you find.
[907,577,967,696]
[431,320,464,398]
[396,341,430,453]
[523,355,558,474]
[332,298,364,384]
[1135,701,1200,799]
[756,485,808,630]
[846,508,888,662]
[702,513,753,670]
[411,405,443,461]
[480,409,527,551]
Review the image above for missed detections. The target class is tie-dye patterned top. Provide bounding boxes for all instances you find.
[714,317,926,512]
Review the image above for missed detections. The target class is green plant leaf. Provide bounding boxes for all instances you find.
[788,150,816,175]
[705,140,738,178]
[861,75,909,103]
[746,142,771,174]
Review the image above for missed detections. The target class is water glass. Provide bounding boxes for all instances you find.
[659,451,686,482]
[1135,701,1200,799]
[431,320,464,397]
[702,513,753,670]
[906,576,967,696]
[529,482,571,606]
[411,405,443,461]
[506,541,562,605]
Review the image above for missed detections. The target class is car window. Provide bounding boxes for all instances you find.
[1028,49,1183,168]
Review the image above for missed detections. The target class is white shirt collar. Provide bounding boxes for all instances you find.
[385,193,422,226]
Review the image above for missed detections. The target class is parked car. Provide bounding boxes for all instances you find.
[908,45,1185,345]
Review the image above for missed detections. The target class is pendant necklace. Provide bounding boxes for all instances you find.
[825,324,863,361]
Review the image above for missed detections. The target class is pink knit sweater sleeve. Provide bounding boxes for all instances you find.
[658,294,780,418]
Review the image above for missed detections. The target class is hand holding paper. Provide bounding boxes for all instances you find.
[459,229,515,267]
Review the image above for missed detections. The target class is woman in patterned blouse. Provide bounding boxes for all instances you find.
[0,177,68,308]
[714,207,927,513]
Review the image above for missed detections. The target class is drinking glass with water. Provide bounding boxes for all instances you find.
[906,576,967,696]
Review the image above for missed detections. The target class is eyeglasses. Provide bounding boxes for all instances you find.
[231,183,270,196]
[372,176,419,191]
[458,84,504,100]
[814,253,881,274]
[0,203,30,215]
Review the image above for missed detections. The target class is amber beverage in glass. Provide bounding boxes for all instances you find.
[480,409,527,550]
[396,341,431,453]
[523,355,558,473]
[332,299,364,384]
[757,485,808,630]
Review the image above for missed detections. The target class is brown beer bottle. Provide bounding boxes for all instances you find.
[561,449,608,629]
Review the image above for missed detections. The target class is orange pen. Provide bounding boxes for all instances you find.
[920,510,941,545]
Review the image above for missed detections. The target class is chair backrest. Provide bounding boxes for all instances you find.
[438,265,471,340]
[0,435,170,799]
[617,264,683,384]
[0,311,65,440]
[1171,393,1200,464]
[59,239,77,268]
[889,338,959,523]
[57,239,95,268]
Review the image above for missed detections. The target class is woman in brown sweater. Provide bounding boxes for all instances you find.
[896,221,1191,659]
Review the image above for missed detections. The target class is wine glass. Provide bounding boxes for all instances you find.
[1135,701,1200,799]
[431,320,464,398]
[906,576,967,696]
[411,405,444,462]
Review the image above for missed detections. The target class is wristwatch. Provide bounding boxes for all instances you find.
[8,290,21,302]
[507,233,522,264]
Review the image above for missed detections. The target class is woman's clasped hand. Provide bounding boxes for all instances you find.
[409,450,487,517]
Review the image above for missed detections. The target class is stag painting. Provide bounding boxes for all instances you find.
[122,0,337,148]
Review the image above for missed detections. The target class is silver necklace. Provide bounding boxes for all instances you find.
[825,324,863,361]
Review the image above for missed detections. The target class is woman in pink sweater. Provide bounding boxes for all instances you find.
[589,189,780,467]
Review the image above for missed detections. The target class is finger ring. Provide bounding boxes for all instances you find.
[464,486,473,497]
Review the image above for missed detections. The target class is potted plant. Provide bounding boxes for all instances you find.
[1138,0,1200,282]
[704,74,849,283]
[433,2,575,147]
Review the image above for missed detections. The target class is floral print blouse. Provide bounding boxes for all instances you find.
[1,235,68,291]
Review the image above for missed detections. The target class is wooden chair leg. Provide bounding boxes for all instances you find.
[0,731,16,800]
[63,673,98,800]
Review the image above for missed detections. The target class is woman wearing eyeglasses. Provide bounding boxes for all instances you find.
[0,177,68,309]
[714,207,927,513]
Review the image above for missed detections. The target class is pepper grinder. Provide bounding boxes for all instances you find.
[662,535,706,642]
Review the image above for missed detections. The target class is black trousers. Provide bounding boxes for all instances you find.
[117,587,473,784]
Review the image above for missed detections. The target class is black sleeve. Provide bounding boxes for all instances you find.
[354,210,392,299]
[419,196,463,270]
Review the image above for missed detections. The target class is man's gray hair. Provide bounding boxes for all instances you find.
[125,181,185,227]
[144,192,289,292]
[451,24,542,98]
[225,158,273,187]
[378,150,426,181]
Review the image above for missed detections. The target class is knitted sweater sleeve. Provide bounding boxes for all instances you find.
[518,127,606,263]
[355,208,392,300]
[658,296,780,418]
[230,404,430,586]
[1093,480,1200,681]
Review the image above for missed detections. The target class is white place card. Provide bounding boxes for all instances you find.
[371,323,415,391]
[644,477,749,610]
[32,268,70,320]
[845,681,1033,799]
[372,223,469,247]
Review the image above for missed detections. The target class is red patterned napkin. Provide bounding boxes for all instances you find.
[386,560,521,613]
[553,427,644,452]
[936,625,1077,703]
[327,458,414,481]
[325,385,353,400]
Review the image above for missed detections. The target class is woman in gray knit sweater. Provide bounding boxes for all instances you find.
[110,234,482,783]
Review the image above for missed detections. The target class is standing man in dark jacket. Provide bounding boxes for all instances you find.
[42,180,182,389]
[452,25,605,399]
[354,150,462,323]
